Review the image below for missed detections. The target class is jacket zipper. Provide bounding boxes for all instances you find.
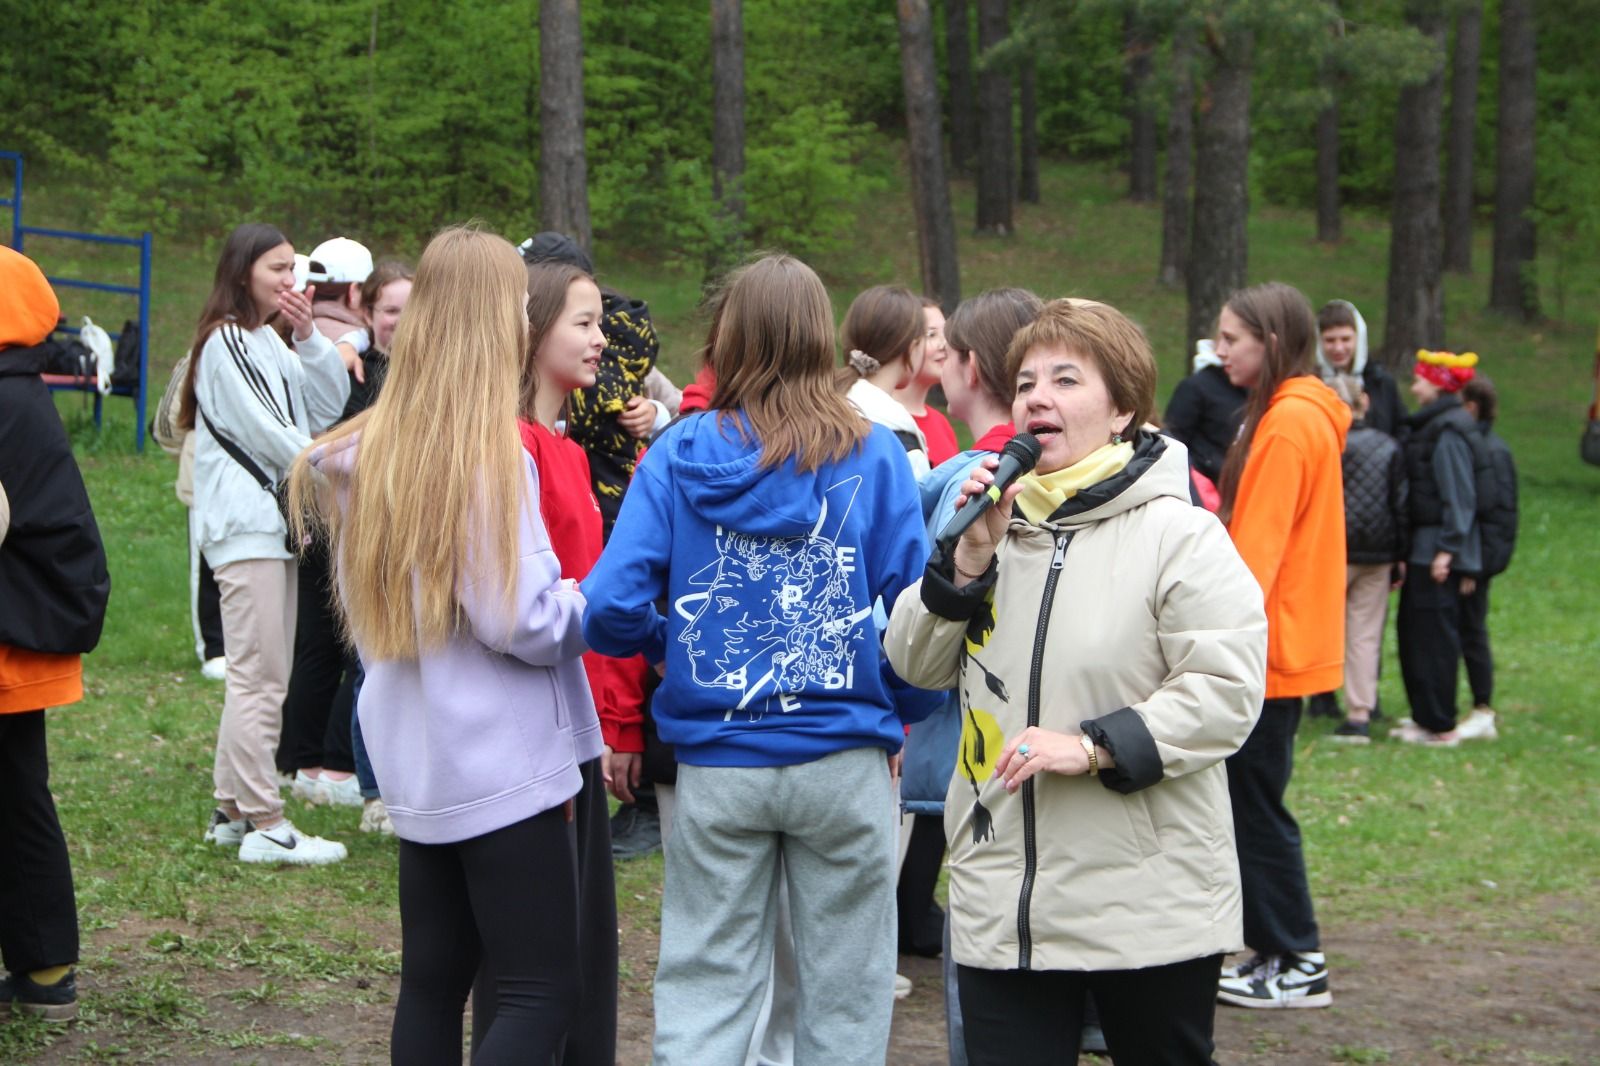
[1017,529,1071,970]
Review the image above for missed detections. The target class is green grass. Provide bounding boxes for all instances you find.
[7,159,1600,1061]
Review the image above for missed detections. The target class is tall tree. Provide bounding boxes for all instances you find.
[1314,12,1344,243]
[1442,0,1482,273]
[1381,2,1448,365]
[710,0,746,256]
[946,0,979,175]
[1019,51,1040,203]
[539,0,590,254]
[975,0,1014,234]
[1160,19,1195,288]
[898,0,962,308]
[1186,19,1252,350]
[1489,0,1537,318]
[1125,9,1158,202]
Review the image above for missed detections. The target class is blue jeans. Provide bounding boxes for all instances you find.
[350,664,380,799]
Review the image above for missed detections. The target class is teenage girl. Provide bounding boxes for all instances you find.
[290,226,593,1062]
[178,223,351,865]
[582,254,933,1066]
[839,284,931,476]
[1212,282,1349,1010]
[891,298,959,466]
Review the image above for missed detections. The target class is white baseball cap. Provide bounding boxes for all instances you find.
[306,237,373,284]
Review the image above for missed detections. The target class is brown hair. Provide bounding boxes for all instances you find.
[360,260,415,314]
[520,260,595,420]
[1003,298,1156,435]
[1461,374,1498,422]
[945,288,1044,409]
[836,285,924,388]
[177,222,290,430]
[1316,300,1358,334]
[708,254,868,470]
[1217,281,1318,523]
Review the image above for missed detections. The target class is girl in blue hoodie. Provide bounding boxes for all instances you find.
[583,254,933,1066]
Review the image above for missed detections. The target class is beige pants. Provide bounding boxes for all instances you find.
[1344,563,1392,717]
[212,558,297,822]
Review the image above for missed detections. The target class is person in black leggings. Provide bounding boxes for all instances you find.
[394,806,582,1065]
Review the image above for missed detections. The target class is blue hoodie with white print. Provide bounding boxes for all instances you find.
[581,411,938,767]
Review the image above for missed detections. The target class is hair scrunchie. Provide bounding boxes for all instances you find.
[848,349,881,376]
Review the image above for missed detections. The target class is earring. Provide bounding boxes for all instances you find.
[1111,431,1124,445]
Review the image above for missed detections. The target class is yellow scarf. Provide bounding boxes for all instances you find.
[1014,440,1134,523]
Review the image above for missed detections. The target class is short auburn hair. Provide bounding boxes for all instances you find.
[1004,298,1157,433]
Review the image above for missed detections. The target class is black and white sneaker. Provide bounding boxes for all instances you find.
[202,808,249,847]
[1219,952,1269,982]
[1217,951,1331,1009]
[237,820,348,866]
[1330,719,1371,745]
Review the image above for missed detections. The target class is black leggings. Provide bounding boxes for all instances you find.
[957,953,1223,1066]
[393,807,581,1065]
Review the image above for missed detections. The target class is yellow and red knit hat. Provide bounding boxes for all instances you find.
[1415,348,1478,393]
[0,245,60,350]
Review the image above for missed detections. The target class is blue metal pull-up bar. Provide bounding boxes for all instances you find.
[1,150,154,452]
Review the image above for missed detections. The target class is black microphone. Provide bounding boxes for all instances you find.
[935,432,1042,548]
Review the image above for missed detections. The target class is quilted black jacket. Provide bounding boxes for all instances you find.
[1343,423,1409,564]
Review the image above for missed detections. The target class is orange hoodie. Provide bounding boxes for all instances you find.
[1227,376,1352,699]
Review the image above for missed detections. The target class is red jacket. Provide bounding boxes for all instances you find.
[518,419,648,751]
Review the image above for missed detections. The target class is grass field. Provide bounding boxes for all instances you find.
[6,160,1600,1063]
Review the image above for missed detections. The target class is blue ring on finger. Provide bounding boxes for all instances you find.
[1018,743,1031,757]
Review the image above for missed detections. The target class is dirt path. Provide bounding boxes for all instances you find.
[22,902,1598,1064]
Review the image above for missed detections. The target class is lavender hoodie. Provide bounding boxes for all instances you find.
[311,434,600,844]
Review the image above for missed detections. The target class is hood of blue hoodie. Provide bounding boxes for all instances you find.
[662,412,835,537]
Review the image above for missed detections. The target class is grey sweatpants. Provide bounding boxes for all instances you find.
[652,746,897,1066]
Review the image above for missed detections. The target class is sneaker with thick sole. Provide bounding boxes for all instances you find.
[1457,707,1499,742]
[1330,719,1370,745]
[202,808,250,847]
[316,773,364,808]
[1220,952,1269,982]
[0,969,79,1022]
[238,821,348,866]
[609,805,662,860]
[1217,951,1331,1009]
[200,657,228,682]
[360,798,395,835]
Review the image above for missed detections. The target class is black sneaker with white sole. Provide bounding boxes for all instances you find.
[0,969,79,1022]
[1217,951,1331,1009]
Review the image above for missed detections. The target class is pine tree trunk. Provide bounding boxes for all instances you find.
[974,0,1014,235]
[1019,53,1040,204]
[946,0,978,175]
[1186,27,1252,351]
[1381,3,1448,366]
[1315,100,1341,242]
[898,0,962,309]
[1442,0,1482,273]
[1489,0,1537,318]
[710,0,745,267]
[1125,10,1158,202]
[1159,21,1194,288]
[538,0,591,255]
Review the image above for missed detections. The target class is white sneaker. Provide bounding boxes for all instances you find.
[276,770,297,791]
[359,798,395,835]
[200,657,227,682]
[202,808,249,847]
[893,973,913,1000]
[292,770,327,805]
[238,820,348,865]
[1457,707,1499,741]
[317,773,364,808]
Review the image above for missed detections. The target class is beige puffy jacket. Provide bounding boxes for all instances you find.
[886,434,1267,972]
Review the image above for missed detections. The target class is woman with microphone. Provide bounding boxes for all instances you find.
[886,298,1267,1065]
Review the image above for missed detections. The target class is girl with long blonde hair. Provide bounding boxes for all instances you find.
[290,226,594,1064]
[582,253,934,1065]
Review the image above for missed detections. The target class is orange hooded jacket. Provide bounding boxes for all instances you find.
[0,246,86,714]
[1227,375,1352,699]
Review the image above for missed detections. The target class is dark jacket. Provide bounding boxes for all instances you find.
[565,292,658,540]
[1163,363,1246,483]
[1358,362,1408,439]
[1403,396,1485,573]
[339,348,388,424]
[0,344,111,654]
[1475,420,1519,577]
[1343,423,1409,565]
